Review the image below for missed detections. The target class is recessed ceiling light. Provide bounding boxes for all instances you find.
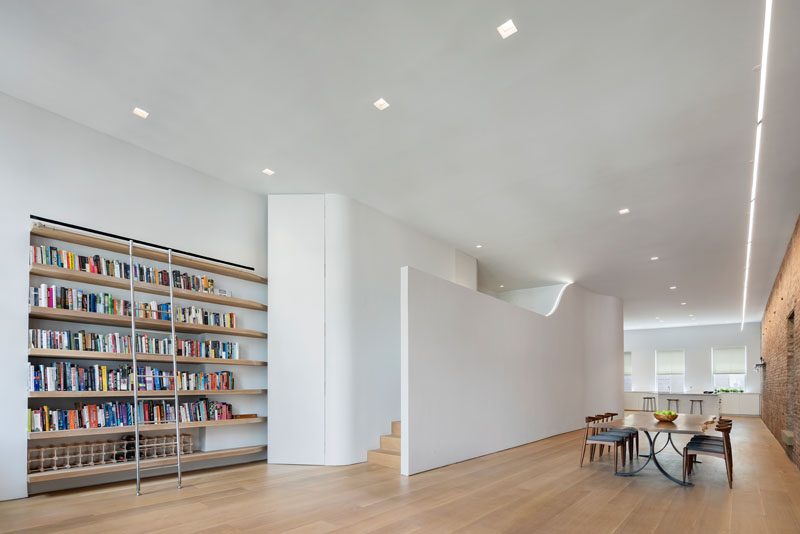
[261,168,275,176]
[618,208,630,215]
[689,314,695,317]
[373,98,390,111]
[475,244,483,249]
[132,107,149,119]
[650,256,659,261]
[497,19,518,39]
[681,302,687,306]
[669,285,677,290]
[499,284,505,288]
[655,317,660,320]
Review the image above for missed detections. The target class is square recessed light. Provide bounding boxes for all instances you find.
[497,19,518,39]
[499,284,505,288]
[650,256,659,261]
[669,285,677,290]
[261,168,275,176]
[618,208,630,215]
[475,244,483,249]
[373,98,390,111]
[681,302,687,306]
[132,107,149,119]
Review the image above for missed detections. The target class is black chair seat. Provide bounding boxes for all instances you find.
[590,433,626,442]
[686,441,725,453]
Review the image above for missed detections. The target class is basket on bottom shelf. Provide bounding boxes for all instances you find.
[27,433,193,473]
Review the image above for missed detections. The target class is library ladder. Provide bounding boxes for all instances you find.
[128,240,182,495]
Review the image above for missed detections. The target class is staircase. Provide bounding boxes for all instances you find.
[367,420,401,470]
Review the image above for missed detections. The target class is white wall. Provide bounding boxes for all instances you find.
[267,194,478,466]
[266,195,325,464]
[624,322,762,393]
[0,93,268,500]
[401,267,623,476]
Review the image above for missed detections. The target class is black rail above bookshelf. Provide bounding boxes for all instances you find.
[28,348,267,367]
[30,264,268,311]
[31,226,268,285]
[28,307,268,339]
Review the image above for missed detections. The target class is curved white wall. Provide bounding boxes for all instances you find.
[401,267,623,475]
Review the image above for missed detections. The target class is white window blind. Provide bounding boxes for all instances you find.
[713,347,747,374]
[656,350,685,375]
[624,352,632,376]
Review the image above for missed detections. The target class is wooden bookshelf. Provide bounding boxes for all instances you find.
[28,416,268,440]
[29,307,268,339]
[31,226,268,285]
[29,348,267,367]
[27,445,267,483]
[27,223,269,490]
[30,264,268,311]
[29,389,267,399]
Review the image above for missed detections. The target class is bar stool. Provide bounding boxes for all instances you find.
[667,398,680,412]
[642,396,656,411]
[690,399,703,414]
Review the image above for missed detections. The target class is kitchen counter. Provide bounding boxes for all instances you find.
[623,391,760,416]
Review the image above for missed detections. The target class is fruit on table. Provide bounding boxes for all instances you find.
[654,410,677,416]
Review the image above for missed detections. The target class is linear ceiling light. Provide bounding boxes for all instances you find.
[742,0,773,331]
[132,107,149,119]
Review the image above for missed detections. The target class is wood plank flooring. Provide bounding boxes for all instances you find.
[2,415,799,533]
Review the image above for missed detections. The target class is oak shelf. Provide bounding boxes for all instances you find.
[31,226,268,285]
[27,445,267,483]
[28,416,268,440]
[29,389,267,399]
[29,307,268,339]
[29,348,267,367]
[30,264,268,311]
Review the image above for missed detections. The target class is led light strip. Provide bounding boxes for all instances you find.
[742,0,773,331]
[546,282,574,317]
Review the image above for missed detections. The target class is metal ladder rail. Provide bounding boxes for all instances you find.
[128,240,183,494]
[167,248,183,489]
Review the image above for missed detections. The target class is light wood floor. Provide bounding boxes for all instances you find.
[2,416,800,533]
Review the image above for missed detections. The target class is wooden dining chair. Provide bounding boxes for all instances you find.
[580,416,626,473]
[603,412,639,462]
[682,421,733,488]
[593,413,634,464]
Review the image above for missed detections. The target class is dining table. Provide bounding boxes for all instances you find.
[592,412,718,486]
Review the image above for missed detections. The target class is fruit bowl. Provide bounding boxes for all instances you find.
[653,411,678,422]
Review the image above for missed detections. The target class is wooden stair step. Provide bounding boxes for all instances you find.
[391,420,401,437]
[367,448,400,470]
[380,434,400,451]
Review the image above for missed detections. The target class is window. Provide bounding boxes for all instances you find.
[713,346,746,391]
[656,349,685,393]
[623,351,632,392]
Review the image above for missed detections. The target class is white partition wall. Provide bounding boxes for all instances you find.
[267,195,326,464]
[401,267,623,476]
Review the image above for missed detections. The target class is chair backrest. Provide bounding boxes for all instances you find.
[584,415,598,439]
[716,421,733,453]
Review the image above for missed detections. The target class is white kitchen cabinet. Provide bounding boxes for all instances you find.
[719,393,760,415]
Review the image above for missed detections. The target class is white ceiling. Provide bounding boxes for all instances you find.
[1,1,798,329]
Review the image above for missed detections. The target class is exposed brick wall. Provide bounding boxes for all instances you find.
[762,215,800,468]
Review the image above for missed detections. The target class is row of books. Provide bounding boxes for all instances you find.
[30,243,224,295]
[30,285,129,315]
[29,362,235,392]
[28,328,240,359]
[28,399,235,432]
[29,284,238,327]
